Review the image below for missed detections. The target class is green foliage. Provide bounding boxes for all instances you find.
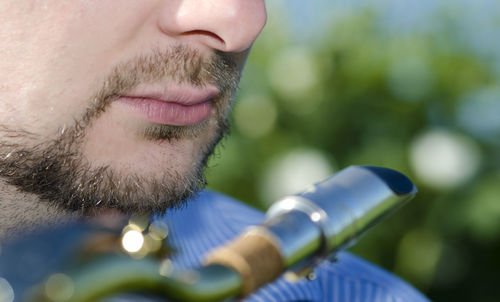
[207,5,500,302]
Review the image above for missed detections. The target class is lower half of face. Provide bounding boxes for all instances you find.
[0,47,239,215]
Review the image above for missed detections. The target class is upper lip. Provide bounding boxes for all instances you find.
[120,85,219,105]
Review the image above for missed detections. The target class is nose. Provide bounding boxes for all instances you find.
[156,0,267,53]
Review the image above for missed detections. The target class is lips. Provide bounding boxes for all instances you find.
[114,86,218,126]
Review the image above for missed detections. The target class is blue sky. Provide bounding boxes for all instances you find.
[278,0,499,46]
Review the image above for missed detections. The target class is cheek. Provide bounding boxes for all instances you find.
[0,1,156,136]
[0,3,88,134]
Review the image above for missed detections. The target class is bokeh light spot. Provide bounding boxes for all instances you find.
[260,148,334,205]
[269,47,318,97]
[395,228,442,289]
[159,259,174,277]
[268,47,322,114]
[128,215,150,232]
[410,129,481,190]
[0,278,14,302]
[234,94,277,138]
[44,274,74,302]
[149,220,169,240]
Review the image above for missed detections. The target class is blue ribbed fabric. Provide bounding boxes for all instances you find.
[156,190,429,302]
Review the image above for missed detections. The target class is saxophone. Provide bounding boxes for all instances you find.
[0,166,417,302]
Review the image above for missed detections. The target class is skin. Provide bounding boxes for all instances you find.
[0,0,267,238]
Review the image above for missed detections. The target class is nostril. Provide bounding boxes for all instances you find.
[184,30,225,45]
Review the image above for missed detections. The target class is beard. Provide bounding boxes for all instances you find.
[0,45,239,216]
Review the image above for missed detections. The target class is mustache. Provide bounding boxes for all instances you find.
[82,44,240,126]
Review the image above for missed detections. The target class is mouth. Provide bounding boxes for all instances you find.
[114,85,219,126]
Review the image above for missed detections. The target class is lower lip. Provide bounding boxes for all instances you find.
[115,97,212,126]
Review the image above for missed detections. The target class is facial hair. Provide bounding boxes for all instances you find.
[0,45,239,216]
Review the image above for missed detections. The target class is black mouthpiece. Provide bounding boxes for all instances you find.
[362,166,416,195]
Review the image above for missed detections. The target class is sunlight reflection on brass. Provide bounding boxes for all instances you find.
[284,271,300,283]
[120,217,171,258]
[281,199,295,211]
[121,230,144,254]
[310,212,321,222]
[284,267,316,283]
[44,273,74,302]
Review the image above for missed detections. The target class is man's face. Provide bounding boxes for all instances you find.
[0,1,266,214]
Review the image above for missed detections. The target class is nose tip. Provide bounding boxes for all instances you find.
[211,1,267,52]
[157,0,267,52]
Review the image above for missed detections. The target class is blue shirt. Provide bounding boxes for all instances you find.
[158,190,429,302]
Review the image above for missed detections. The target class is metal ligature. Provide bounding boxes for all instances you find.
[0,166,417,301]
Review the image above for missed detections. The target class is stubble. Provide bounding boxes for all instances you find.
[0,45,239,217]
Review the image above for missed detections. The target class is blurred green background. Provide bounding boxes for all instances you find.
[206,0,500,301]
